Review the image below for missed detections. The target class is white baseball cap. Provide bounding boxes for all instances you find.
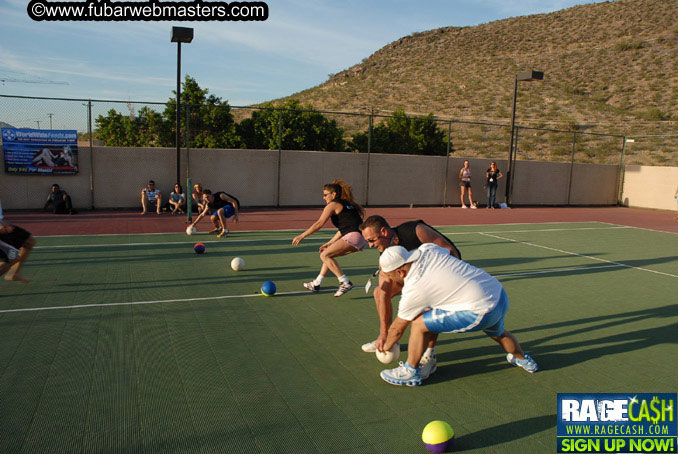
[379,246,421,273]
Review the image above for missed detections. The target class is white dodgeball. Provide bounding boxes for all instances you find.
[376,343,400,364]
[231,257,246,271]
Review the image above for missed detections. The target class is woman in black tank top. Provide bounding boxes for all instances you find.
[292,180,368,297]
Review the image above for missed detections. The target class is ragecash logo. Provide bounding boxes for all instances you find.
[557,393,677,453]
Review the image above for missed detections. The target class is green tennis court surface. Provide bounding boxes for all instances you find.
[1,222,676,453]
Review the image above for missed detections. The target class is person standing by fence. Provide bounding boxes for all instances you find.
[485,161,503,209]
[459,160,475,209]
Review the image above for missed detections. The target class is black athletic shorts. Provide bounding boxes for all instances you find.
[0,225,31,262]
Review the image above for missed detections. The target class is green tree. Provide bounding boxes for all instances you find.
[94,106,167,146]
[349,110,447,155]
[94,76,238,148]
[236,99,346,151]
[164,76,240,148]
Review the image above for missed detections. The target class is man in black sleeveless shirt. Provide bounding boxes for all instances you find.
[188,190,240,238]
[359,215,462,380]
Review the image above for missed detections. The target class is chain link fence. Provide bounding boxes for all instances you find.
[1,93,656,208]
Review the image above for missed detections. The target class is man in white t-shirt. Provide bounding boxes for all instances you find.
[141,180,162,215]
[378,243,538,386]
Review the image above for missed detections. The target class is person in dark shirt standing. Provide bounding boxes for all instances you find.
[485,161,503,209]
[292,180,367,297]
[44,184,76,214]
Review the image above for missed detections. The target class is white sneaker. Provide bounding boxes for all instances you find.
[334,281,354,297]
[361,341,377,353]
[461,205,468,209]
[303,281,320,293]
[419,355,437,380]
[380,361,422,387]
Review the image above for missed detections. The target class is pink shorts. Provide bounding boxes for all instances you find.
[341,231,367,251]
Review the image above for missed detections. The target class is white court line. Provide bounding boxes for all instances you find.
[33,221,611,239]
[479,232,678,279]
[35,226,316,238]
[0,289,336,314]
[596,221,678,236]
[32,237,330,249]
[33,226,629,250]
[0,263,638,314]
[440,226,630,235]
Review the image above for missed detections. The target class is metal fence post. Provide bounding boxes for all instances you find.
[442,120,452,206]
[87,100,94,209]
[276,109,282,207]
[508,126,520,204]
[617,136,627,205]
[185,106,191,223]
[185,106,190,181]
[567,131,577,205]
[365,110,373,206]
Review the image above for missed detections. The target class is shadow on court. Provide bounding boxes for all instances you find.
[27,243,328,267]
[430,304,676,381]
[455,414,555,451]
[469,253,606,269]
[490,256,678,282]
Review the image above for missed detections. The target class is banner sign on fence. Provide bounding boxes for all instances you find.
[2,128,78,175]
[557,393,677,453]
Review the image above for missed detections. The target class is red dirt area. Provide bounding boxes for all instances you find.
[3,206,677,237]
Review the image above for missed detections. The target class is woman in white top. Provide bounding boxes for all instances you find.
[168,183,186,215]
[459,160,475,208]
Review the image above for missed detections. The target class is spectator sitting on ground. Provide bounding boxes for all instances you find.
[44,184,77,215]
[141,180,162,215]
[167,183,186,215]
[192,183,206,213]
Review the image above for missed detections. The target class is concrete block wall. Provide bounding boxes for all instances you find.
[3,145,667,211]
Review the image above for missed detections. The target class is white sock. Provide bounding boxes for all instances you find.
[338,274,350,285]
[424,347,435,358]
[313,275,325,286]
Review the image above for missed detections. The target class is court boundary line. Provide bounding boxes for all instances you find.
[0,289,335,313]
[32,225,631,250]
[596,221,678,236]
[31,220,610,238]
[0,263,635,314]
[479,232,678,278]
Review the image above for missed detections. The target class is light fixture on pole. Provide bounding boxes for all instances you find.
[171,26,194,185]
[505,70,544,206]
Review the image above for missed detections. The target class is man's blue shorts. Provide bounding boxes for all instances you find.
[422,289,509,337]
[214,205,235,219]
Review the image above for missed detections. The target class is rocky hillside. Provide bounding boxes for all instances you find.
[276,0,678,165]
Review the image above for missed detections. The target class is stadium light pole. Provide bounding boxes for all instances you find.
[171,26,194,185]
[505,70,544,206]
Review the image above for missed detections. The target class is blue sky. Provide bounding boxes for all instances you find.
[1,0,606,107]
